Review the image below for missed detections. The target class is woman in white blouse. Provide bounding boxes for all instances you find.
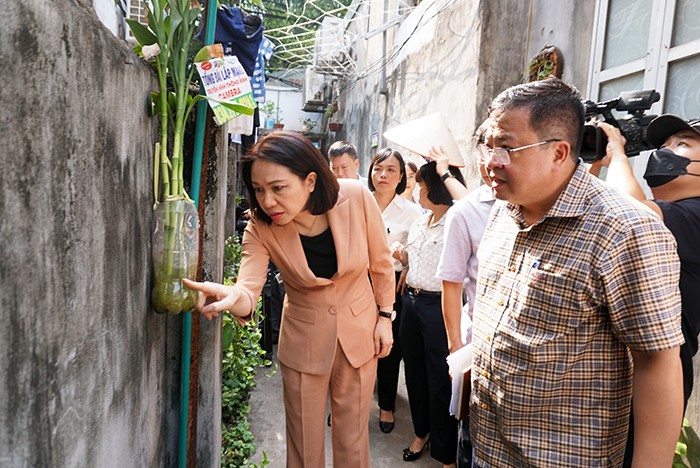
[368,148,423,433]
[392,161,465,467]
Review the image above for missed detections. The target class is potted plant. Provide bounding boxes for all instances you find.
[259,100,277,129]
[300,117,316,133]
[126,0,252,314]
[324,101,342,132]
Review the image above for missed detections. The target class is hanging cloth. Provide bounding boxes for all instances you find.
[214,5,263,76]
[252,37,275,103]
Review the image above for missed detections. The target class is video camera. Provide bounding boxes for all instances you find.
[580,89,660,163]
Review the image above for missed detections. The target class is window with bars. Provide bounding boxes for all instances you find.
[124,0,150,43]
[588,0,700,120]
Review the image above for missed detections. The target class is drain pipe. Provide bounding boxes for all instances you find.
[179,1,218,467]
[379,0,389,95]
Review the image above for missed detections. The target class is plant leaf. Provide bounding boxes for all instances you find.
[222,321,234,351]
[206,98,256,115]
[675,441,687,456]
[193,44,224,63]
[125,19,157,46]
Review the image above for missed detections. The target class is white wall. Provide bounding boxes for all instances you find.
[263,86,324,133]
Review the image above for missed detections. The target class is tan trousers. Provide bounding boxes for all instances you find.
[280,343,377,468]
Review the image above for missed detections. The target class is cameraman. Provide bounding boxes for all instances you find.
[594,116,700,410]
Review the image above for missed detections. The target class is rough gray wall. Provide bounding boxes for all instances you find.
[526,0,596,96]
[0,0,222,466]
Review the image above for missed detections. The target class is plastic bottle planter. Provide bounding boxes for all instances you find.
[151,199,199,314]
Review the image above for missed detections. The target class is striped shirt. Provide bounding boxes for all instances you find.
[471,163,684,467]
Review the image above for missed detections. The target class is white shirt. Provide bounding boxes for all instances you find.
[381,195,423,271]
[435,184,496,344]
[406,212,446,292]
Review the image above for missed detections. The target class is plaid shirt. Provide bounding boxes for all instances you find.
[471,163,683,467]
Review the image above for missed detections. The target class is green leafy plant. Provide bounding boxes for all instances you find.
[220,235,274,467]
[674,418,700,468]
[300,117,316,133]
[125,1,254,313]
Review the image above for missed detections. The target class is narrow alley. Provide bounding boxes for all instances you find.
[248,347,437,467]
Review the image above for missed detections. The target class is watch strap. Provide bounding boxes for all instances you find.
[378,310,393,320]
[440,171,453,182]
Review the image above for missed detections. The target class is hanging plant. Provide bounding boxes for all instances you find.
[126,0,253,314]
[527,45,563,82]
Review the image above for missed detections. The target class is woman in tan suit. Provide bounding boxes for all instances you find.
[184,131,396,468]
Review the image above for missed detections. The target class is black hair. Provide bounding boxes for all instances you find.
[489,77,584,159]
[242,131,339,224]
[327,140,358,160]
[367,148,407,194]
[415,162,465,206]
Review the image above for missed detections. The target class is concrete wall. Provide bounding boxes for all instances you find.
[0,0,223,465]
[340,0,598,185]
[342,0,533,186]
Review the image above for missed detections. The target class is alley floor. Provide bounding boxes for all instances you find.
[248,346,439,467]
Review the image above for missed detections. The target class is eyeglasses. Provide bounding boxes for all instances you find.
[477,139,561,165]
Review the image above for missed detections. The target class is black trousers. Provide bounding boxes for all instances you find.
[377,271,404,412]
[457,419,473,468]
[400,289,458,465]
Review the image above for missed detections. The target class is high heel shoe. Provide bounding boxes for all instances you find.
[402,439,429,462]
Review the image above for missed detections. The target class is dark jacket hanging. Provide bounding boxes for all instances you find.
[214,5,263,76]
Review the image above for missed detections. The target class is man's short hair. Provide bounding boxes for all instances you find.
[328,140,358,160]
[489,77,585,159]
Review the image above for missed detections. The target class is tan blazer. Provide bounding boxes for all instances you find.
[236,180,396,375]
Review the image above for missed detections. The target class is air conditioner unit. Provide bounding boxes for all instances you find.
[302,67,326,112]
[124,0,150,43]
[314,16,346,64]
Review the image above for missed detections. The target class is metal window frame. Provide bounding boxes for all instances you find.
[588,0,700,115]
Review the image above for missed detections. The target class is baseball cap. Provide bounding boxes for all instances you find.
[647,114,700,148]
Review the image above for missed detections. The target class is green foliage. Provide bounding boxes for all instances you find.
[674,418,700,468]
[224,235,243,282]
[220,235,274,467]
[300,117,316,132]
[126,1,253,203]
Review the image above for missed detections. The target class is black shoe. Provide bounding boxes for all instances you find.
[378,409,395,433]
[402,439,429,462]
[379,420,395,433]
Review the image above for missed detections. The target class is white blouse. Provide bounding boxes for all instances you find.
[405,212,446,292]
[381,195,423,272]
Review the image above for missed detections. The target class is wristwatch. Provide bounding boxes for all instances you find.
[378,310,396,321]
[440,171,454,182]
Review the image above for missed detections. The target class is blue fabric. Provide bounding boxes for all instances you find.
[252,37,275,103]
[214,6,262,76]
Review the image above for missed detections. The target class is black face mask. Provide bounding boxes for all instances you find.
[643,148,700,187]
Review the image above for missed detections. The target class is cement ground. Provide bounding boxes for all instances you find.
[248,346,439,467]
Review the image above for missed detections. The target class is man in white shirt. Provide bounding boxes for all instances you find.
[328,140,368,186]
[435,165,496,468]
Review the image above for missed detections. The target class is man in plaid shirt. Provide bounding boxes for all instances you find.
[471,78,684,467]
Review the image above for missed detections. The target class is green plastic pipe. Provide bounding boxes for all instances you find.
[179,1,219,466]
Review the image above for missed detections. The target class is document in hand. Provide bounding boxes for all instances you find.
[446,344,472,420]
